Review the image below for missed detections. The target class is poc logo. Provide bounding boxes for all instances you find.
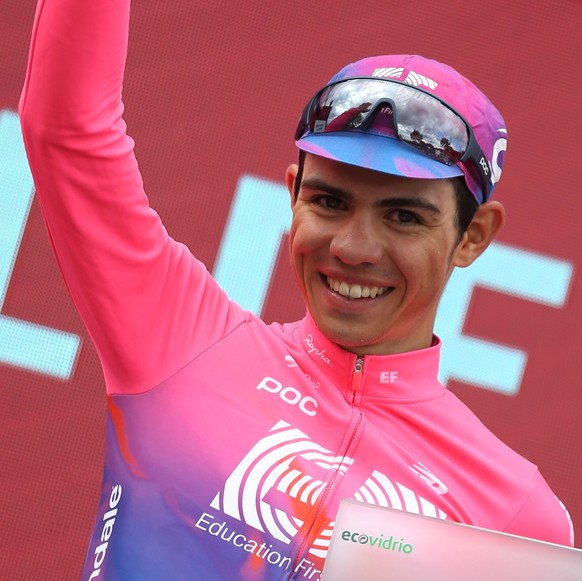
[256,377,318,417]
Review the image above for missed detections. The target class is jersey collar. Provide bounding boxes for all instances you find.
[298,313,445,403]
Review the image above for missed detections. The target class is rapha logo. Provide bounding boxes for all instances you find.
[304,335,332,366]
[210,422,448,560]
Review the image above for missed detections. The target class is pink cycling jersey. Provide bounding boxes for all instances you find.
[19,0,574,579]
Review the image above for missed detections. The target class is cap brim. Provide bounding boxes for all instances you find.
[296,133,463,181]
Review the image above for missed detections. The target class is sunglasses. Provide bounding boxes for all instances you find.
[295,77,492,203]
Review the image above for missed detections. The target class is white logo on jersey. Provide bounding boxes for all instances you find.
[210,422,447,560]
[284,354,321,388]
[304,335,332,366]
[211,421,353,545]
[409,461,448,495]
[380,371,399,384]
[256,377,318,416]
[88,484,122,580]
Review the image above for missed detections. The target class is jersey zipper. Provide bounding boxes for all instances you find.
[288,357,365,578]
[350,356,364,405]
[289,414,363,580]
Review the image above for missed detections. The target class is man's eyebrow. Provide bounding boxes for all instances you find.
[300,178,442,215]
[378,196,442,215]
[300,177,353,200]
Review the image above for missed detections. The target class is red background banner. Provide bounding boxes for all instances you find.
[1,1,581,579]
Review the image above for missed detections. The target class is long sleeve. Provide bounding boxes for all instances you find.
[19,0,247,395]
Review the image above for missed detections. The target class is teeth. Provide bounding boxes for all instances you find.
[327,277,388,299]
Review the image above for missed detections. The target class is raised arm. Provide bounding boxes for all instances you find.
[19,0,246,394]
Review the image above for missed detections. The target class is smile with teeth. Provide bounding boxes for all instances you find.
[327,277,389,299]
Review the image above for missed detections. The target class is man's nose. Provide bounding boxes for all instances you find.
[329,213,384,265]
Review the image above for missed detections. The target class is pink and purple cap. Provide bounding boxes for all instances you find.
[295,55,508,204]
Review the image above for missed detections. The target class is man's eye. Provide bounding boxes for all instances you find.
[315,195,343,210]
[393,210,421,224]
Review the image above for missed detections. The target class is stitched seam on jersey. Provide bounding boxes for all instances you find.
[111,313,254,399]
[501,468,539,532]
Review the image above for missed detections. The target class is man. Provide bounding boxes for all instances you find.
[19,0,572,579]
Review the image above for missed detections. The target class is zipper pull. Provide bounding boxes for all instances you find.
[351,356,364,403]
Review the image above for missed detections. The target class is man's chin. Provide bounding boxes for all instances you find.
[316,320,384,352]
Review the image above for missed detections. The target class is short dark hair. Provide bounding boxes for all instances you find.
[293,149,306,200]
[452,176,478,236]
[293,151,478,237]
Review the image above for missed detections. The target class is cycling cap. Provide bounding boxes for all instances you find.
[295,54,507,204]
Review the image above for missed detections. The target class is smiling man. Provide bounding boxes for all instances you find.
[19,1,573,579]
[287,56,507,360]
[286,155,501,355]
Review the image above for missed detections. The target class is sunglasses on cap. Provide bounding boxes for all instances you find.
[295,77,492,203]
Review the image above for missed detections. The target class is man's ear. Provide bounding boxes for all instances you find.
[453,200,505,267]
[286,164,299,208]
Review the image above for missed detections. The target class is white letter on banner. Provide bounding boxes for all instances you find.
[213,174,291,315]
[436,243,572,395]
[0,110,81,380]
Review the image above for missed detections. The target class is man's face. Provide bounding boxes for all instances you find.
[286,154,469,355]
